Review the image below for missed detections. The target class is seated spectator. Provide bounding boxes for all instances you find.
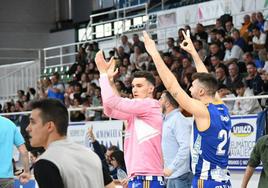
[252,26,267,53]
[246,62,264,95]
[232,29,248,52]
[193,39,207,60]
[223,37,244,65]
[114,46,130,62]
[226,62,245,93]
[240,14,255,42]
[225,20,236,37]
[243,52,264,70]
[215,66,228,85]
[217,84,236,111]
[47,72,65,102]
[70,96,85,122]
[129,46,148,70]
[231,82,262,115]
[256,12,268,33]
[204,42,225,68]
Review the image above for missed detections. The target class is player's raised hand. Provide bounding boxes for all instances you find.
[95,50,113,74]
[143,31,158,56]
[107,58,118,82]
[179,30,196,55]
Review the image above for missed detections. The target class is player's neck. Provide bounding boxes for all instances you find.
[200,95,215,105]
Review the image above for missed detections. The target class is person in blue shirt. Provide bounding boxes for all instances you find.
[143,30,231,188]
[159,90,192,188]
[0,116,30,188]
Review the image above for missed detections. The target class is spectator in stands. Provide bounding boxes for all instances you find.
[231,81,262,115]
[204,42,225,68]
[132,33,146,53]
[121,35,132,54]
[232,29,248,52]
[215,66,228,85]
[210,55,224,72]
[180,57,196,85]
[208,29,218,44]
[105,145,120,179]
[70,97,85,122]
[47,72,65,102]
[256,12,268,33]
[85,43,97,61]
[252,26,267,53]
[114,46,130,62]
[26,99,104,188]
[225,20,235,37]
[240,14,255,42]
[243,52,264,70]
[166,37,175,53]
[37,77,51,99]
[129,46,148,70]
[193,40,207,61]
[217,84,235,111]
[241,134,268,188]
[246,62,264,95]
[223,37,244,64]
[177,28,186,45]
[216,29,226,51]
[194,23,208,42]
[251,12,258,27]
[226,62,245,93]
[17,90,25,102]
[215,18,224,30]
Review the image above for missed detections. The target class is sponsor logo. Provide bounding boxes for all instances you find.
[231,123,253,137]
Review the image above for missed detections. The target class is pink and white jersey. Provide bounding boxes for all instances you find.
[99,74,163,177]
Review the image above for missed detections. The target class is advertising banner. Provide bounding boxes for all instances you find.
[228,115,258,169]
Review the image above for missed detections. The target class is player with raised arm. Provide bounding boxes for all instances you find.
[143,30,231,188]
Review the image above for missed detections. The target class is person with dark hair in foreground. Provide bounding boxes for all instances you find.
[26,99,104,188]
[143,30,232,188]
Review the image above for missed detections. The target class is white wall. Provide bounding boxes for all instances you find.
[231,170,260,187]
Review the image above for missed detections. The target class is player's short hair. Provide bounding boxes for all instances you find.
[192,72,219,97]
[133,71,155,86]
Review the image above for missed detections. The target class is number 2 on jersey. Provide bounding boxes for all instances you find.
[217,130,228,155]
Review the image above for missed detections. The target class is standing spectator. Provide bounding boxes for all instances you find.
[121,35,132,54]
[0,116,30,188]
[47,72,65,102]
[26,99,104,188]
[132,33,146,53]
[241,135,268,188]
[245,62,264,95]
[231,82,262,115]
[159,90,192,188]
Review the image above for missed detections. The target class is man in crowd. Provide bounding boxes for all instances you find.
[160,90,192,188]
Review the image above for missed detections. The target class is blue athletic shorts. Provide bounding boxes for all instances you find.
[128,175,165,188]
[192,177,231,188]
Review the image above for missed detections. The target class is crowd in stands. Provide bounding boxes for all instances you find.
[2,11,268,121]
